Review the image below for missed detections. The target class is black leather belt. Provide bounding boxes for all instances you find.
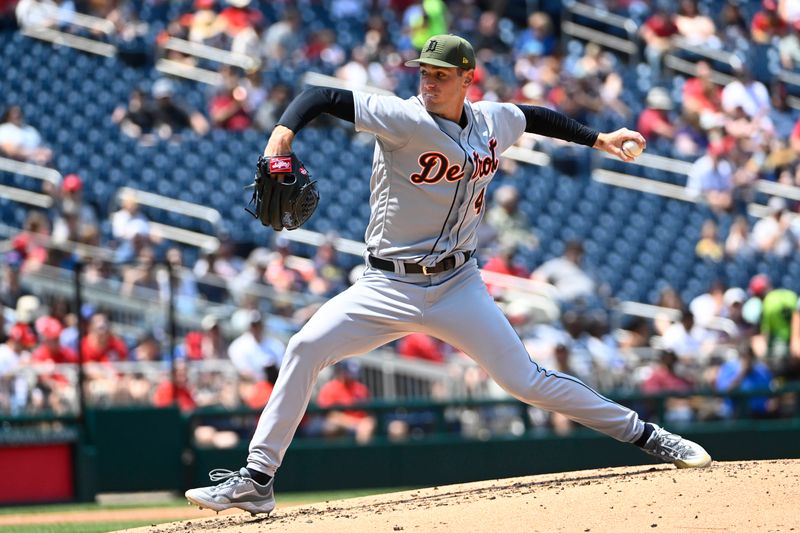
[368,251,473,275]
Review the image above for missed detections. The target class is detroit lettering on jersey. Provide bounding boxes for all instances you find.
[410,138,499,184]
[352,91,527,262]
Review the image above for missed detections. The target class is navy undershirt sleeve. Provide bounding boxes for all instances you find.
[515,104,599,147]
[276,87,355,133]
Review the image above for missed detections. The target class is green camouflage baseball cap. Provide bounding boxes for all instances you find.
[405,34,476,69]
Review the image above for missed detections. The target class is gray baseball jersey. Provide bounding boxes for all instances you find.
[244,93,648,478]
[354,92,526,265]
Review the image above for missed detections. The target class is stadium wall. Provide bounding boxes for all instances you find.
[3,408,800,503]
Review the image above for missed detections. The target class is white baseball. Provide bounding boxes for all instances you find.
[622,139,643,157]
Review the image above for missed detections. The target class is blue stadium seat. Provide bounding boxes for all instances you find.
[0,14,793,313]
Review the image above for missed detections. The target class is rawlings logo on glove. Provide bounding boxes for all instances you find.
[245,153,319,231]
[269,157,293,173]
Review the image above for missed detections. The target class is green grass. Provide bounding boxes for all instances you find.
[0,520,173,533]
[0,487,415,533]
[0,501,185,516]
[0,487,412,516]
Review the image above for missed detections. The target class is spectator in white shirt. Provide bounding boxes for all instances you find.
[0,106,52,165]
[751,196,793,257]
[661,309,716,362]
[531,240,596,302]
[686,142,733,213]
[111,191,151,241]
[721,64,770,119]
[689,280,726,328]
[227,311,284,381]
[0,323,35,414]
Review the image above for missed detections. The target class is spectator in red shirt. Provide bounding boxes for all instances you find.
[153,360,197,412]
[752,0,788,44]
[398,333,447,364]
[682,61,722,116]
[640,8,678,78]
[209,85,253,131]
[217,0,262,34]
[243,377,274,410]
[790,118,800,154]
[241,364,279,410]
[7,322,36,351]
[640,349,695,423]
[30,317,76,392]
[482,244,529,297]
[637,87,675,142]
[31,316,77,364]
[483,244,529,278]
[14,211,50,274]
[266,237,305,294]
[315,361,376,444]
[641,349,694,394]
[174,331,205,361]
[81,313,129,362]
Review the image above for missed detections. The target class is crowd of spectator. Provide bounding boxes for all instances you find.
[3,0,800,443]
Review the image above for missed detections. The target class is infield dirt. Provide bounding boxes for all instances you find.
[120,459,799,532]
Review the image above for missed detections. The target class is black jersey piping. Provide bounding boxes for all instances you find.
[452,107,477,249]
[415,95,468,266]
[529,359,615,404]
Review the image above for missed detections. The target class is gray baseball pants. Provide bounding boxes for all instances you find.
[247,259,645,476]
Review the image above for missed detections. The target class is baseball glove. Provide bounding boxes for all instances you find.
[245,153,319,231]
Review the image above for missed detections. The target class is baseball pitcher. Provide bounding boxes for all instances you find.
[186,34,712,516]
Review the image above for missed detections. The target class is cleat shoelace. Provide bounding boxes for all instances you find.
[207,469,246,493]
[648,430,697,460]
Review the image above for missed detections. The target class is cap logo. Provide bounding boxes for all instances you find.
[270,157,292,173]
[425,40,439,53]
[462,57,468,64]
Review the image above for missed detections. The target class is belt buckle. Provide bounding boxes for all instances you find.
[421,264,432,275]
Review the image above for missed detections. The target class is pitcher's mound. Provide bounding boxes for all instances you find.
[131,459,800,532]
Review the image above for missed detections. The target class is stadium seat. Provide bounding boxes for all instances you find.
[0,9,794,324]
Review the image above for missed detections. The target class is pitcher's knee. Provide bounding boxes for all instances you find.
[493,370,555,406]
[284,333,336,369]
[493,375,535,402]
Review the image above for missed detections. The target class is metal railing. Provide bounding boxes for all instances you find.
[185,382,800,438]
[662,41,800,111]
[562,0,639,62]
[20,1,116,57]
[15,261,323,339]
[302,72,394,96]
[154,59,223,86]
[0,222,114,261]
[156,37,260,85]
[0,157,59,208]
[593,147,800,220]
[502,144,552,167]
[598,150,693,175]
[592,168,698,202]
[116,187,222,251]
[1,351,471,418]
[22,264,167,340]
[615,300,739,340]
[0,155,62,187]
[0,183,53,209]
[667,36,740,68]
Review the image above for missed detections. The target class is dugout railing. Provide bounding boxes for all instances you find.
[11,383,799,431]
[2,384,799,501]
[184,382,800,440]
